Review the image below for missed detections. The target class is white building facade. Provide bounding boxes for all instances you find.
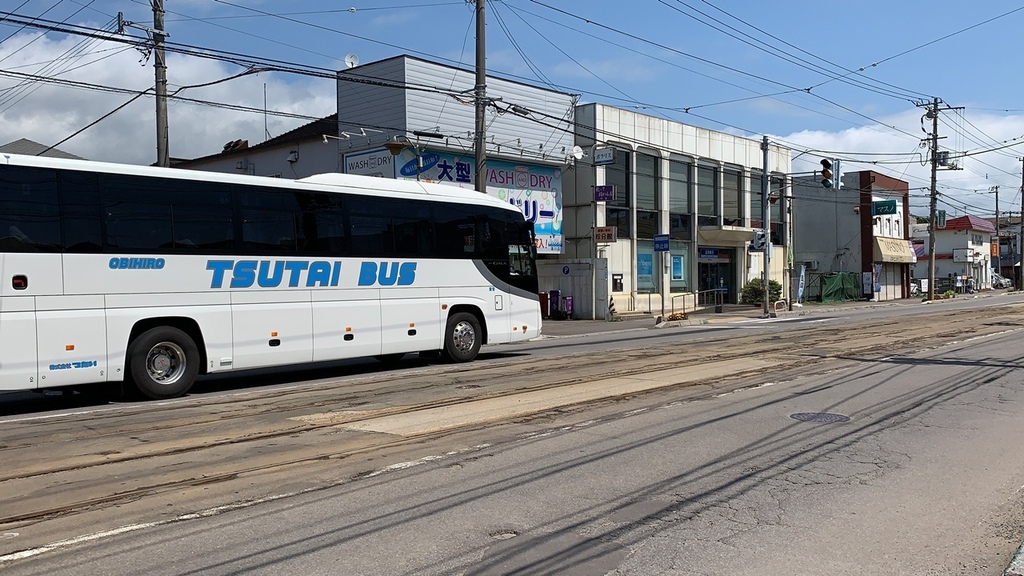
[564,104,792,318]
[912,215,995,291]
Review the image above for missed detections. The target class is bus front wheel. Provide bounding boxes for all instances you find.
[443,312,481,362]
[128,326,200,400]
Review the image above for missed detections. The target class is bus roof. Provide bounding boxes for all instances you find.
[0,152,520,214]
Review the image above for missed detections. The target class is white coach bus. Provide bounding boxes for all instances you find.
[0,153,541,399]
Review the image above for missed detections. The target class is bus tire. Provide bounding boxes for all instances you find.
[443,312,481,362]
[128,326,200,400]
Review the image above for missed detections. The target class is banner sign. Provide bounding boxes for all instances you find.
[391,149,564,254]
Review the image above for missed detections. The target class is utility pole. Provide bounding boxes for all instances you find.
[926,98,939,300]
[761,136,771,317]
[993,185,1000,277]
[473,0,487,193]
[1019,157,1024,290]
[153,0,169,167]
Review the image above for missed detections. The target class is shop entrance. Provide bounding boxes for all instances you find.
[698,249,735,305]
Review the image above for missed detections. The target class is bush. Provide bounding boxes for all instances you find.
[741,278,783,305]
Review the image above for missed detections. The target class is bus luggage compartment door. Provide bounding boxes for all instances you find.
[379,288,442,355]
[0,296,38,390]
[230,291,313,370]
[35,295,107,388]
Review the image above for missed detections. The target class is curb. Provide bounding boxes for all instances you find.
[1006,542,1024,576]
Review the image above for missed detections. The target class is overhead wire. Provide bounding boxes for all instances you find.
[658,0,925,102]
[6,2,1020,217]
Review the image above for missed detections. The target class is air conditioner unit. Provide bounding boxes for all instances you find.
[803,260,819,270]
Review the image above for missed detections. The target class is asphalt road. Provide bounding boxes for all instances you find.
[3,296,1024,575]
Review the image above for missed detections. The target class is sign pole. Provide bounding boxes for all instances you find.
[761,136,771,318]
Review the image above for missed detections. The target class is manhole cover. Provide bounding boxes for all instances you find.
[790,412,850,423]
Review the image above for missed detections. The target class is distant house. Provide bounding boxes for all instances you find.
[171,114,340,178]
[911,215,995,290]
[0,138,84,160]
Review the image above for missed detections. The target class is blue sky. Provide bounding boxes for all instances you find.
[2,1,1023,217]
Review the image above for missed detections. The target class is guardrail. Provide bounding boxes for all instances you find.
[672,289,726,317]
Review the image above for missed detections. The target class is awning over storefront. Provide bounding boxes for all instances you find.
[873,237,915,263]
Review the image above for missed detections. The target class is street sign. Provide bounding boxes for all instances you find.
[594,226,617,243]
[593,185,615,202]
[937,210,946,229]
[872,200,897,215]
[593,147,615,166]
[653,234,670,252]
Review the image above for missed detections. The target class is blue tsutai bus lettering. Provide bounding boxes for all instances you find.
[206,260,343,288]
[205,260,416,288]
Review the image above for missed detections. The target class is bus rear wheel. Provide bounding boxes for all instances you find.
[128,326,200,400]
[443,312,481,362]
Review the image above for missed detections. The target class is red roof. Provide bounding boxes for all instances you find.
[942,215,995,233]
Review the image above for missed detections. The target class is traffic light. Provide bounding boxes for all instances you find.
[834,159,843,189]
[820,158,833,188]
[749,229,767,252]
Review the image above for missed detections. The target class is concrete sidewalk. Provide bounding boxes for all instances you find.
[538,290,1024,339]
[538,298,912,339]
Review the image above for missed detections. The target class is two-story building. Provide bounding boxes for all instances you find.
[565,104,792,318]
[791,171,914,302]
[912,215,995,291]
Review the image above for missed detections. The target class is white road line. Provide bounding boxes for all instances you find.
[0,443,493,564]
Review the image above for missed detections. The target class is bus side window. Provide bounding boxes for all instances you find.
[0,166,61,252]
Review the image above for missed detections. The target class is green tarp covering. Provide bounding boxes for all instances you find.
[821,272,861,303]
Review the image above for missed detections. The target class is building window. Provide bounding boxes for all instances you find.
[637,210,658,239]
[636,150,658,211]
[637,241,658,293]
[770,175,785,245]
[669,240,691,293]
[697,163,718,227]
[749,171,765,229]
[722,168,742,226]
[668,156,691,241]
[668,156,690,214]
[605,146,631,209]
[607,207,631,238]
[670,212,691,241]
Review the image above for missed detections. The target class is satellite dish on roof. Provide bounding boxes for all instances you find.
[344,53,359,69]
[571,145,584,160]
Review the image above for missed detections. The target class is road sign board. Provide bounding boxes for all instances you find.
[654,234,670,252]
[594,185,615,202]
[594,226,617,243]
[872,200,897,215]
[593,147,615,166]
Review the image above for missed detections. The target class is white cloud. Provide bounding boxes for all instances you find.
[0,31,334,165]
[782,107,1024,216]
